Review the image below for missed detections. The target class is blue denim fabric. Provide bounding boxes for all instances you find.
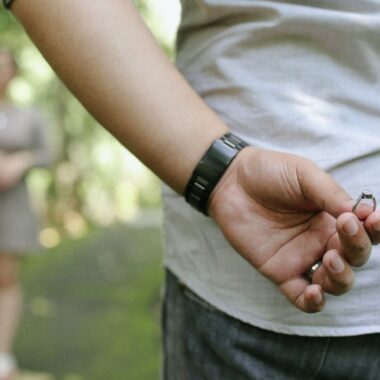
[162,270,380,380]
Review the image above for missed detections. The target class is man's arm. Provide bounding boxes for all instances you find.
[9,0,380,313]
[12,0,228,194]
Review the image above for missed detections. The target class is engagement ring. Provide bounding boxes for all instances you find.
[306,190,377,283]
[352,190,376,216]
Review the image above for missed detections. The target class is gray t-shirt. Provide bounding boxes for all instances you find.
[163,0,380,336]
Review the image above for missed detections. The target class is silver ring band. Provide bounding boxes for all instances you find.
[307,260,323,282]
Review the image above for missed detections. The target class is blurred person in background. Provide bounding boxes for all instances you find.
[5,1,380,379]
[0,48,51,380]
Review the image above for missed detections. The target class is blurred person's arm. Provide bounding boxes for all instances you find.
[8,0,380,313]
[0,151,35,190]
[0,111,52,190]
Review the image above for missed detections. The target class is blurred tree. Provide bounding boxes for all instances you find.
[0,1,178,244]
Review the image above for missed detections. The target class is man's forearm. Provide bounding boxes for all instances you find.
[11,0,229,193]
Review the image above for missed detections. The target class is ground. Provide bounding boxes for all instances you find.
[15,218,164,380]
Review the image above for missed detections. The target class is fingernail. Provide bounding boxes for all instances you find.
[330,255,344,273]
[343,219,359,236]
[312,291,323,305]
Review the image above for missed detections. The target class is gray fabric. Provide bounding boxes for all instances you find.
[0,105,51,253]
[163,0,380,336]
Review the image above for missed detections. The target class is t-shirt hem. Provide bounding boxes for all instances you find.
[165,262,380,338]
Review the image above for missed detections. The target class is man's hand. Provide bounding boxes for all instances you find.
[209,147,380,313]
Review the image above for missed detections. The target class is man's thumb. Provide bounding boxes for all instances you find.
[299,162,353,218]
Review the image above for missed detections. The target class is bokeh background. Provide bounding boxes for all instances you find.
[0,1,181,379]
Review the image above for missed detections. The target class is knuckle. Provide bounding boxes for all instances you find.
[349,252,370,267]
[330,281,353,295]
[369,231,380,246]
[294,294,323,314]
[327,272,355,295]
[346,242,371,267]
[350,258,368,267]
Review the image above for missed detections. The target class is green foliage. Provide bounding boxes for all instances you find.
[1,3,179,378]
[0,9,25,46]
[16,223,164,380]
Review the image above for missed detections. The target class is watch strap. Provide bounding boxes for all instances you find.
[184,133,249,216]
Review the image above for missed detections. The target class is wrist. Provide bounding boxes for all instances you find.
[207,146,256,219]
[184,132,249,215]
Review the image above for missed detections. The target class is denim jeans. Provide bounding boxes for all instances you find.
[162,269,380,380]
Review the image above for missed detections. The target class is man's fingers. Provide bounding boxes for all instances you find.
[280,278,325,313]
[301,284,326,312]
[281,248,355,313]
[353,201,374,221]
[336,213,372,267]
[311,249,354,295]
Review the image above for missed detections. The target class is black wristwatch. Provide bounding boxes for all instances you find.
[184,132,249,216]
[3,0,15,9]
